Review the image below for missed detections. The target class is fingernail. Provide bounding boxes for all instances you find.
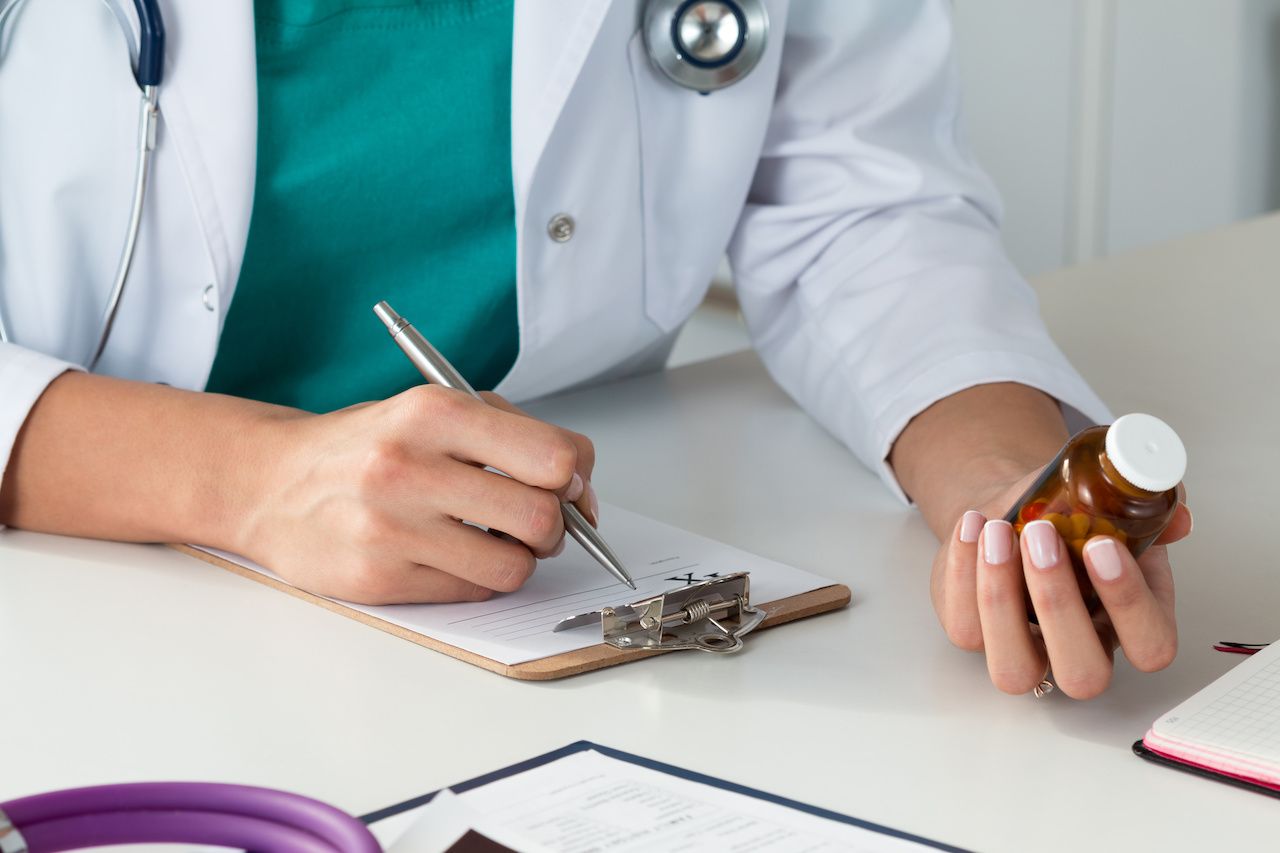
[1182,502,1194,537]
[566,472,584,503]
[982,520,1014,565]
[1023,520,1061,571]
[550,538,566,558]
[959,510,985,544]
[1085,537,1124,581]
[587,481,600,526]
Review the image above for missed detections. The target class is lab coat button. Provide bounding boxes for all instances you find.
[202,284,216,311]
[547,213,575,243]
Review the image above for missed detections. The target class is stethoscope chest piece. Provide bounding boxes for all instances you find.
[643,0,768,93]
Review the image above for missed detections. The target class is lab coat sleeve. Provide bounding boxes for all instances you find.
[727,0,1111,504]
[0,342,80,516]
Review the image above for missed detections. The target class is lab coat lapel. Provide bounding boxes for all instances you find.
[157,0,258,303]
[511,0,614,211]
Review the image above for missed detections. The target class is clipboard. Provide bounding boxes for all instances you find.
[172,545,850,680]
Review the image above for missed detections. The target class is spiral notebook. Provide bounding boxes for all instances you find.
[1135,639,1280,797]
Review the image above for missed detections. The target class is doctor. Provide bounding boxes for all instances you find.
[0,0,1188,698]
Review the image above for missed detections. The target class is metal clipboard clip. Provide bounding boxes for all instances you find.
[553,572,765,654]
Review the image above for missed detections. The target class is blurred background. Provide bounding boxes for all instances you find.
[671,0,1280,365]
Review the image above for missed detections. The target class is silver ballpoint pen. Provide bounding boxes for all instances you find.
[374,300,637,590]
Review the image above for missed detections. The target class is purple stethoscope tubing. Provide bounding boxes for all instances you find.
[0,782,380,852]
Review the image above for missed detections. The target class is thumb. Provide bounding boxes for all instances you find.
[1154,503,1193,545]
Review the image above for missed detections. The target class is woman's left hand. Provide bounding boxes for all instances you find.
[930,470,1193,699]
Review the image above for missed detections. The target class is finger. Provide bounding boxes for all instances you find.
[581,479,600,527]
[407,521,538,593]
[1135,543,1176,612]
[491,527,565,559]
[396,387,580,492]
[1154,503,1193,545]
[479,391,597,518]
[1085,536,1177,672]
[1021,519,1113,699]
[478,391,597,480]
[939,510,986,651]
[976,519,1048,694]
[337,560,499,606]
[444,464,566,557]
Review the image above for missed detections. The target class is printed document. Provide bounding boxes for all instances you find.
[385,748,946,852]
[200,503,834,665]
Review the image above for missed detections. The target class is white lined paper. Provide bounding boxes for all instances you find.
[199,503,833,665]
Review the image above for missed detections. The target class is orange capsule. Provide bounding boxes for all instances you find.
[1020,500,1048,522]
[1090,516,1117,537]
[1041,512,1071,539]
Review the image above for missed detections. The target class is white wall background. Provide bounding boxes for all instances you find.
[953,0,1280,275]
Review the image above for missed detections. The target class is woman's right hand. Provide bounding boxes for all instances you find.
[238,385,596,604]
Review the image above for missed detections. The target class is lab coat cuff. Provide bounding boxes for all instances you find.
[0,344,82,523]
[870,351,1114,506]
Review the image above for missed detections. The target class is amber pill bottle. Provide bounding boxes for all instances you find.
[1004,413,1186,615]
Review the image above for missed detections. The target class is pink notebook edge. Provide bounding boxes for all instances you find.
[1142,728,1280,791]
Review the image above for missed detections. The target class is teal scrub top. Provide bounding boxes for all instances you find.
[206,0,519,412]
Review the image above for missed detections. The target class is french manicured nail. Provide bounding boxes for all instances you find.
[587,481,600,526]
[1085,537,1124,581]
[959,510,985,544]
[982,520,1014,565]
[566,472,584,503]
[1023,520,1061,571]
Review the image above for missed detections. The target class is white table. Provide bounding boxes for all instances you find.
[3,214,1279,851]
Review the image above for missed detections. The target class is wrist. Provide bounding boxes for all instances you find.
[953,450,1046,498]
[890,383,1069,537]
[199,398,305,553]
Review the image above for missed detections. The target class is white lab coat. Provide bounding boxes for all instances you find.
[0,0,1108,502]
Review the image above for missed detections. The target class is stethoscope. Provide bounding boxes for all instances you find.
[0,782,380,853]
[0,0,162,370]
[0,0,767,370]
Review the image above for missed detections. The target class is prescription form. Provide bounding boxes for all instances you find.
[198,503,835,665]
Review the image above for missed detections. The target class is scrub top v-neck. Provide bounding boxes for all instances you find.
[207,0,519,412]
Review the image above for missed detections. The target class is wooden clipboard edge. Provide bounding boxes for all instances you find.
[171,544,851,681]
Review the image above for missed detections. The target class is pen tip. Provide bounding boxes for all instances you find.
[373,300,401,330]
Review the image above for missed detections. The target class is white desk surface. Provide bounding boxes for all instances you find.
[3,214,1279,851]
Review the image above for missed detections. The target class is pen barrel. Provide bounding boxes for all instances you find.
[562,503,632,587]
[392,324,479,398]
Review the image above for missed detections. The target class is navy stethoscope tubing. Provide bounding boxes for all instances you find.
[131,0,165,87]
[0,0,765,369]
[0,0,163,84]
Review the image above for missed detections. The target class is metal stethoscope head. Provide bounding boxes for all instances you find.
[0,0,163,371]
[643,0,769,93]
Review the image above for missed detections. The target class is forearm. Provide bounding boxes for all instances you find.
[889,382,1070,540]
[0,372,296,548]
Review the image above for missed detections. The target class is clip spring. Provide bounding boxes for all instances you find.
[555,572,766,654]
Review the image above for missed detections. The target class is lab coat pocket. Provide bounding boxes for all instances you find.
[626,31,777,333]
[626,34,717,333]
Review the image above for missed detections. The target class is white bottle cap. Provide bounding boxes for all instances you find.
[1104,414,1186,493]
